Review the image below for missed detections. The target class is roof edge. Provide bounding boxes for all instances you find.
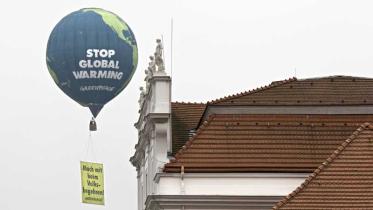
[172,101,205,105]
[297,75,373,81]
[208,77,297,105]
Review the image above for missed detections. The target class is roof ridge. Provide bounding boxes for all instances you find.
[208,77,297,104]
[172,101,205,105]
[298,75,373,81]
[273,122,373,209]
[166,115,216,165]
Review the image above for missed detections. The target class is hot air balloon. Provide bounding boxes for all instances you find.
[46,8,138,130]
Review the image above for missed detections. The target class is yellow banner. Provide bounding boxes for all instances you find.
[80,161,105,205]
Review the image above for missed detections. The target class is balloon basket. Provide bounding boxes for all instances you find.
[89,118,97,131]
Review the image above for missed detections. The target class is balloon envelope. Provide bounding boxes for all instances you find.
[46,8,138,117]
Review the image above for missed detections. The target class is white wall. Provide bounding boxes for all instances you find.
[135,72,308,209]
[157,173,308,196]
[135,73,172,210]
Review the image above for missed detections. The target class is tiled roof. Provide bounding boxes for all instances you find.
[210,75,373,105]
[171,102,206,155]
[273,123,373,210]
[164,114,373,173]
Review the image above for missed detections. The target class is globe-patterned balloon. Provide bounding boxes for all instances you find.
[46,8,138,117]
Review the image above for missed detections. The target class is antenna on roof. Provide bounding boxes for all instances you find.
[169,17,174,156]
[170,17,174,105]
[170,17,174,79]
[294,67,297,77]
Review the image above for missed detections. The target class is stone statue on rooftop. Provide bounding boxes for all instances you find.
[148,55,156,73]
[144,69,153,91]
[138,86,146,107]
[155,39,165,72]
[139,38,167,110]
[155,39,163,58]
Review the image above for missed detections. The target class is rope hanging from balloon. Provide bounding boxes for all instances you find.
[84,129,97,162]
[85,117,98,161]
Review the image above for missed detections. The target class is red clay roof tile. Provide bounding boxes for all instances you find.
[273,123,373,209]
[165,114,373,173]
[171,102,206,155]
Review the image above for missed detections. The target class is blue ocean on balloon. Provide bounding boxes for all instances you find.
[46,8,138,117]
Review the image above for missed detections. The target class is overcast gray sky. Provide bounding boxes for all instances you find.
[1,0,373,209]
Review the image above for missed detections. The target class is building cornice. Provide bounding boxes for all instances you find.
[154,172,309,183]
[146,195,284,210]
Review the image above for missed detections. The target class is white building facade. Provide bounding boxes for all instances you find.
[130,43,307,209]
[130,41,373,210]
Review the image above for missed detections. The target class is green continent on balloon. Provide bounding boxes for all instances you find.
[82,8,138,74]
[83,8,129,41]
